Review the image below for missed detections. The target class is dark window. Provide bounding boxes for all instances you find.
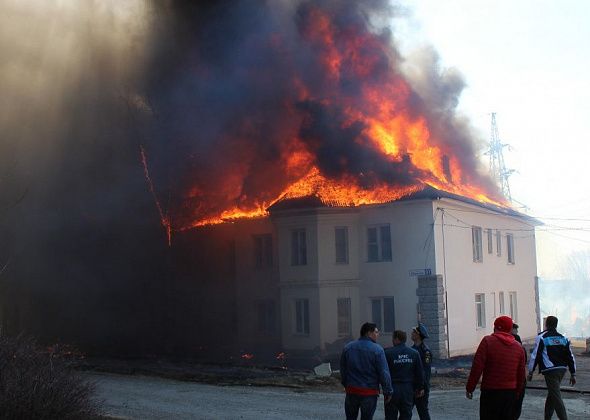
[496,230,502,256]
[337,298,351,336]
[367,224,392,262]
[371,297,395,333]
[487,228,493,254]
[253,234,273,268]
[472,226,483,262]
[257,300,276,334]
[295,299,309,335]
[291,229,307,266]
[335,227,349,264]
[507,234,515,264]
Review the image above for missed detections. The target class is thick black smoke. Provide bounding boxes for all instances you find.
[0,0,497,355]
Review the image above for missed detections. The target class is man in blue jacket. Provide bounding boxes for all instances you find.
[528,316,576,420]
[385,330,425,419]
[411,323,432,420]
[340,322,393,420]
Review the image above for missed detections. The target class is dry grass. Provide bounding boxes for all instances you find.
[0,335,101,419]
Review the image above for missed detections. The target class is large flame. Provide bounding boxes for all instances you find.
[139,2,506,235]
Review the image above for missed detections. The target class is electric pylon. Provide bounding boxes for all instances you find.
[487,113,514,202]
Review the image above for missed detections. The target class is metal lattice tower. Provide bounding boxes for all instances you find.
[487,113,514,201]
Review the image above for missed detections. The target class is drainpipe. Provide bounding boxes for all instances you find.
[440,207,451,358]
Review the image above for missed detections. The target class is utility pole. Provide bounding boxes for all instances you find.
[487,113,514,202]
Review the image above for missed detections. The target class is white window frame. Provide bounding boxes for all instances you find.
[335,227,349,264]
[486,228,493,254]
[475,293,486,328]
[337,298,352,337]
[253,234,273,269]
[472,226,483,262]
[509,291,518,322]
[507,233,515,264]
[371,297,395,333]
[291,229,307,266]
[294,298,310,335]
[367,224,392,262]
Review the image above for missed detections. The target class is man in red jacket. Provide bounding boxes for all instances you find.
[465,316,526,420]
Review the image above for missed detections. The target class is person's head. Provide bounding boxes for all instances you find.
[412,323,429,343]
[511,323,519,335]
[493,315,513,333]
[360,322,379,342]
[392,330,407,345]
[545,316,558,330]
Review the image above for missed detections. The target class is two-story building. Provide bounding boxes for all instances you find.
[178,187,540,360]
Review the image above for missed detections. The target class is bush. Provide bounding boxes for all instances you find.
[0,335,101,419]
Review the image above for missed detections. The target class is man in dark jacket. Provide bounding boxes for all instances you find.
[411,323,432,420]
[384,330,424,420]
[465,316,526,420]
[528,316,576,420]
[340,322,393,420]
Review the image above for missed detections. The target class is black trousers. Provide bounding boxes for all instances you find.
[480,389,517,420]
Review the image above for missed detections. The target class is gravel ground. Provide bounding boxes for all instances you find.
[90,371,590,420]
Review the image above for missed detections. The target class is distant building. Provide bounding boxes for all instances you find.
[179,187,541,360]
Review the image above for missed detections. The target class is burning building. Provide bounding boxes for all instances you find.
[0,1,540,360]
[175,186,540,360]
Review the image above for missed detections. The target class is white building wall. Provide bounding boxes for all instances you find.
[431,199,539,356]
[269,197,538,357]
[357,200,437,348]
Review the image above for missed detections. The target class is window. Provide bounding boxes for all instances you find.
[475,293,486,328]
[335,227,349,264]
[472,226,483,262]
[507,234,515,264]
[337,298,352,336]
[253,234,273,268]
[486,228,493,254]
[491,292,497,317]
[291,229,307,266]
[496,230,502,256]
[294,299,310,335]
[509,292,518,322]
[367,225,392,262]
[257,300,276,334]
[499,291,505,314]
[371,297,395,333]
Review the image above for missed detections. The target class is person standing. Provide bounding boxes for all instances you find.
[528,316,576,420]
[384,330,424,420]
[465,316,526,420]
[511,323,527,419]
[340,322,393,420]
[411,323,432,420]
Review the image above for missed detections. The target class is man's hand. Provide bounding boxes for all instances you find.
[570,375,576,386]
[466,391,473,400]
[415,389,425,398]
[384,395,392,405]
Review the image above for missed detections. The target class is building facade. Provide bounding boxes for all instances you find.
[228,189,540,359]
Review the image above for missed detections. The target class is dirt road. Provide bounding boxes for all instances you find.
[91,372,590,419]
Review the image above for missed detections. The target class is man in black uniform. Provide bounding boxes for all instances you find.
[411,323,432,420]
[384,330,424,420]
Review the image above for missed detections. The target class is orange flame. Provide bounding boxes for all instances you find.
[147,4,508,232]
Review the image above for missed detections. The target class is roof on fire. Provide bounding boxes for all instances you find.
[268,185,542,225]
